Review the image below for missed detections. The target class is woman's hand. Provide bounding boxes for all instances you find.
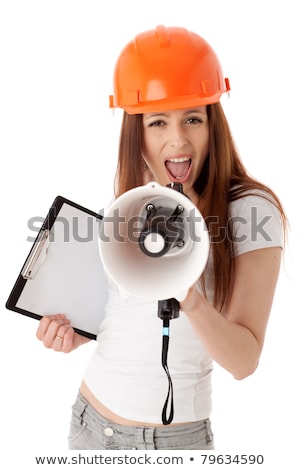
[179,284,205,315]
[36,314,90,353]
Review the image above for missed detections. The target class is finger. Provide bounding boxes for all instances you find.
[42,318,71,348]
[61,326,76,353]
[52,323,74,352]
[36,314,66,340]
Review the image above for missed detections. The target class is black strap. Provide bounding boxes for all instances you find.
[161,319,174,425]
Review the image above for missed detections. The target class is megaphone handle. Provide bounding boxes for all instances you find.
[161,318,174,425]
[157,298,180,320]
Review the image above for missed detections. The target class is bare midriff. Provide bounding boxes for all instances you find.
[80,380,190,427]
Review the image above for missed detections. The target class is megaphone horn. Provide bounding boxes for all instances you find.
[98,182,209,301]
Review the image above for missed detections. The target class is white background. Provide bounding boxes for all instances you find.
[0,0,299,467]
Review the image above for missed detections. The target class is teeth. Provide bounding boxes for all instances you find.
[168,157,190,163]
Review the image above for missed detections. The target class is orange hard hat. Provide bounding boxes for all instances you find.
[109,25,230,114]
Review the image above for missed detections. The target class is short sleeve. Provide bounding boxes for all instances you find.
[229,192,284,257]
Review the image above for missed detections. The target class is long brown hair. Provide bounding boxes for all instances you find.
[114,103,287,311]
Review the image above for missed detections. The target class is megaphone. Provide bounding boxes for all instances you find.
[99,182,209,302]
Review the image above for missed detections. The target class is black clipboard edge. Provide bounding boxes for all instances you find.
[5,196,103,341]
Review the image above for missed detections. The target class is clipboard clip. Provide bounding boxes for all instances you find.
[21,229,50,280]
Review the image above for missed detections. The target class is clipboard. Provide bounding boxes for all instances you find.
[5,196,109,340]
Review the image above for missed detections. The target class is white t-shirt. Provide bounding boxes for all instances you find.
[83,191,283,423]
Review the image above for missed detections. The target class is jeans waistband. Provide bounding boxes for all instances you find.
[76,391,209,437]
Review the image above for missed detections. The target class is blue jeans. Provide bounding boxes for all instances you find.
[68,392,214,450]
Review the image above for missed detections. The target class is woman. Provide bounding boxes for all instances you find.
[36,26,287,450]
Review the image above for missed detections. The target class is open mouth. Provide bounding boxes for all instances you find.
[164,156,192,183]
